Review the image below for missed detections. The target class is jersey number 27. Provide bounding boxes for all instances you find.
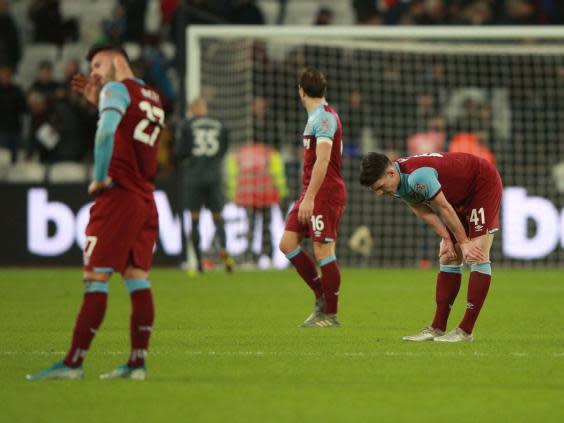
[134,100,165,147]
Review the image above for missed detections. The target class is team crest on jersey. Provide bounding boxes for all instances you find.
[319,117,331,132]
[101,87,112,99]
[415,183,426,193]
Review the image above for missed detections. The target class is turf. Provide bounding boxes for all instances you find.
[0,268,563,422]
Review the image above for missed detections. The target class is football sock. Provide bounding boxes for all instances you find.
[213,216,227,250]
[459,263,492,334]
[64,281,108,368]
[191,218,202,270]
[125,279,154,368]
[286,246,323,299]
[431,265,462,331]
[261,208,273,258]
[320,256,340,315]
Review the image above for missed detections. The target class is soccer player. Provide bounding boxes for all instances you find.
[359,152,503,342]
[26,44,164,380]
[279,67,346,328]
[175,97,234,274]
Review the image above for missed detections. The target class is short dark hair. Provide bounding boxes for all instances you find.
[299,67,327,98]
[359,152,393,187]
[86,43,129,62]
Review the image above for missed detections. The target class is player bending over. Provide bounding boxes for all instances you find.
[359,152,502,342]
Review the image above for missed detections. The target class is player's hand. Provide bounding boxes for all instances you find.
[88,177,113,196]
[439,237,457,261]
[298,197,314,224]
[71,73,102,106]
[459,239,486,264]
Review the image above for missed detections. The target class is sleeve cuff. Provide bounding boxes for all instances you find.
[429,188,442,201]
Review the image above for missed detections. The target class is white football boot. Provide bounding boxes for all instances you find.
[433,327,473,343]
[402,326,445,342]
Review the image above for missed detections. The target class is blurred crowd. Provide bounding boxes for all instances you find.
[351,0,563,25]
[0,0,562,181]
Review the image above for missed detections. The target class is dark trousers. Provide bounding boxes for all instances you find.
[0,130,20,163]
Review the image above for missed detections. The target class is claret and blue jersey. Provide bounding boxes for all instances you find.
[95,78,164,200]
[392,164,442,205]
[392,151,503,239]
[301,103,346,205]
[393,152,497,209]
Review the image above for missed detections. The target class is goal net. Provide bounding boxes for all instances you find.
[186,26,564,268]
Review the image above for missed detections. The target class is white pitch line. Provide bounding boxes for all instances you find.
[2,351,564,357]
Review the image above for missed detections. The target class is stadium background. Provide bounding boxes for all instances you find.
[1,0,563,268]
[1,2,564,423]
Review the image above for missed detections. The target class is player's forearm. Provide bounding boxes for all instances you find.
[93,130,115,181]
[93,110,121,181]
[436,204,470,245]
[303,157,329,200]
[410,204,451,239]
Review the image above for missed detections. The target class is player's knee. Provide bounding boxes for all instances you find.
[279,239,292,254]
[312,243,334,262]
[123,266,149,280]
[279,238,297,255]
[83,270,111,282]
[439,256,463,266]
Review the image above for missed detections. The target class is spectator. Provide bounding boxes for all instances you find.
[121,0,149,42]
[143,44,176,112]
[48,86,89,162]
[448,132,496,166]
[61,58,98,160]
[407,116,447,156]
[29,61,60,99]
[160,0,180,40]
[160,0,180,25]
[62,58,80,85]
[229,0,265,25]
[252,96,281,150]
[501,0,538,25]
[0,0,21,70]
[314,7,334,25]
[459,0,493,25]
[353,0,384,24]
[0,64,27,162]
[25,83,89,164]
[100,4,127,45]
[28,0,78,45]
[25,90,52,162]
[414,0,448,25]
[339,90,371,158]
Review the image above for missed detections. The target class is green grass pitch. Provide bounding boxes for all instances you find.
[1,267,563,422]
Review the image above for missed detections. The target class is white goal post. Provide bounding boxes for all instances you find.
[186,25,564,267]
